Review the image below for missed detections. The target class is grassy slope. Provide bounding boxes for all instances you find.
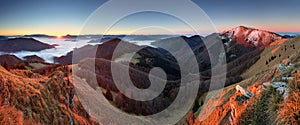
[242,37,300,78]
[0,66,99,125]
[194,37,300,125]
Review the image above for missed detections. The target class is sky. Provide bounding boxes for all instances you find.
[0,0,299,36]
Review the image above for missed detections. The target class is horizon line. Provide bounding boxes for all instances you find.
[2,31,300,37]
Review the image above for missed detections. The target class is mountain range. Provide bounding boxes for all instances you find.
[0,26,299,125]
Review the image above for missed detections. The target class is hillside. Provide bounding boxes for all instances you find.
[242,37,300,78]
[0,26,298,124]
[0,66,99,124]
[24,55,45,63]
[54,38,161,65]
[0,54,22,67]
[0,38,55,52]
[192,36,300,125]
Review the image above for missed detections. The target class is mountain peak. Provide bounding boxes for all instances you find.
[236,25,255,30]
[221,26,283,47]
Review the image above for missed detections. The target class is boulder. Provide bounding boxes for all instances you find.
[281,77,293,81]
[276,87,286,95]
[277,64,287,74]
[235,85,252,98]
[263,82,288,98]
[263,82,287,88]
[277,63,293,74]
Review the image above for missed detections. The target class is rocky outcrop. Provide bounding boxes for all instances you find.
[235,85,253,98]
[227,85,253,124]
[263,82,287,88]
[277,63,293,74]
[263,82,288,98]
[229,101,237,125]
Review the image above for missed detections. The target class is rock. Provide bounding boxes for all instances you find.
[282,77,293,81]
[263,82,287,88]
[276,87,286,95]
[263,82,270,87]
[277,63,293,74]
[277,64,287,74]
[230,103,237,119]
[282,59,290,65]
[283,89,288,99]
[277,86,288,99]
[235,85,252,98]
[262,82,288,99]
[272,82,287,88]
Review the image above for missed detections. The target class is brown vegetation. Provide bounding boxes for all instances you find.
[2,60,9,71]
[277,71,300,124]
[0,66,99,125]
[13,62,27,70]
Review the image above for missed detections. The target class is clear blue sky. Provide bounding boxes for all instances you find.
[0,0,299,35]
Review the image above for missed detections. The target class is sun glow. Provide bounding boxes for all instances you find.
[56,35,62,39]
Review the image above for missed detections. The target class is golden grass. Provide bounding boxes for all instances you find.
[0,106,23,125]
[0,66,99,125]
[277,92,300,124]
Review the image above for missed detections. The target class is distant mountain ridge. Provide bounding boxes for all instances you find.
[0,38,55,52]
[220,26,284,47]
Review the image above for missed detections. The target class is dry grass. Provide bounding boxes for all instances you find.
[277,71,300,124]
[237,86,283,125]
[0,66,99,125]
[0,106,23,125]
[277,91,300,124]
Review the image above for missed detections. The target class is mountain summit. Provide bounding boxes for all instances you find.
[221,26,283,47]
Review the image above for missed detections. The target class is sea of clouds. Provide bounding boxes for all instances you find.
[0,35,176,63]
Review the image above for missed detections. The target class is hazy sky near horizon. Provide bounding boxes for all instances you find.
[0,0,299,35]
